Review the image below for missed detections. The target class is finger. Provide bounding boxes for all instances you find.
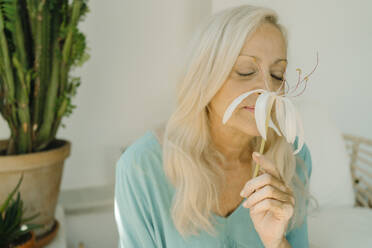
[250,198,294,219]
[243,184,295,208]
[258,167,266,176]
[240,173,292,198]
[252,152,281,179]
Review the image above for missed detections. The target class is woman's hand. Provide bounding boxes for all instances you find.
[240,152,295,248]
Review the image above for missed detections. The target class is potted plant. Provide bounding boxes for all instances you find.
[0,174,44,248]
[0,0,90,241]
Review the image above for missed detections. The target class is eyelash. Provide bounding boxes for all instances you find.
[237,72,284,81]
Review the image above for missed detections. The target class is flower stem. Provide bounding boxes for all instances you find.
[253,97,275,178]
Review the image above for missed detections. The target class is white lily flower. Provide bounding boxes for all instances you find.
[222,89,304,155]
[221,53,318,157]
[221,53,318,177]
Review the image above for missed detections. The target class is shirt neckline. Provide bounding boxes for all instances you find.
[211,200,246,223]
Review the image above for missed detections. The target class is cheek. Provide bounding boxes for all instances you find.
[209,91,235,116]
[211,80,256,120]
[208,94,224,112]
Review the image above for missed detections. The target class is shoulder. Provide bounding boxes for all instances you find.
[115,130,162,183]
[292,136,312,181]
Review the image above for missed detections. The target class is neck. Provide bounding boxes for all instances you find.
[209,116,256,170]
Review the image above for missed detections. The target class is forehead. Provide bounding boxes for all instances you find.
[238,22,287,62]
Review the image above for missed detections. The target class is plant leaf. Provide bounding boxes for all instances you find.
[0,174,23,213]
[22,212,40,223]
[24,223,44,231]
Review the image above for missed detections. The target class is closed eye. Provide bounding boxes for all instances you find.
[237,72,283,81]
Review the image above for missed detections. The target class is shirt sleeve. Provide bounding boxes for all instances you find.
[286,143,312,248]
[114,150,158,248]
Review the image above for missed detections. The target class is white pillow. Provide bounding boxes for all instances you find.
[308,206,372,247]
[294,98,355,208]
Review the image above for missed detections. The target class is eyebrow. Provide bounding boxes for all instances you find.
[239,54,287,64]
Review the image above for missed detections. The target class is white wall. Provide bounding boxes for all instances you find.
[0,0,212,190]
[1,0,371,191]
[213,0,372,140]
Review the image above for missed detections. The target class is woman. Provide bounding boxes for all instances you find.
[115,4,316,248]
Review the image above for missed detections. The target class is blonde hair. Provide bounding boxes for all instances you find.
[162,4,318,238]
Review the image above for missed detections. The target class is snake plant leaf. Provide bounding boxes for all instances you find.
[21,212,40,223]
[0,174,23,213]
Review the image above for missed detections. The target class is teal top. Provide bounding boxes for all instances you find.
[114,130,312,248]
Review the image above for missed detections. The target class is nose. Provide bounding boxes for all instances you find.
[259,72,273,91]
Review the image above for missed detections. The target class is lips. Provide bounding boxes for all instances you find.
[243,106,255,113]
[243,106,255,109]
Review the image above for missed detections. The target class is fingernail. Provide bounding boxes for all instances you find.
[240,190,245,197]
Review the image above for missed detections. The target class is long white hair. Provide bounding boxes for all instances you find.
[162,4,318,238]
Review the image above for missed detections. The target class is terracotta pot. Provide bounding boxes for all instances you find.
[0,139,71,238]
[12,231,36,248]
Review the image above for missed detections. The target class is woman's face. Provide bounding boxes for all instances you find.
[208,22,287,137]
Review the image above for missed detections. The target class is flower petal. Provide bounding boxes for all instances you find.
[282,97,297,144]
[293,107,305,155]
[275,97,287,137]
[269,116,282,136]
[255,91,275,140]
[222,89,266,124]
